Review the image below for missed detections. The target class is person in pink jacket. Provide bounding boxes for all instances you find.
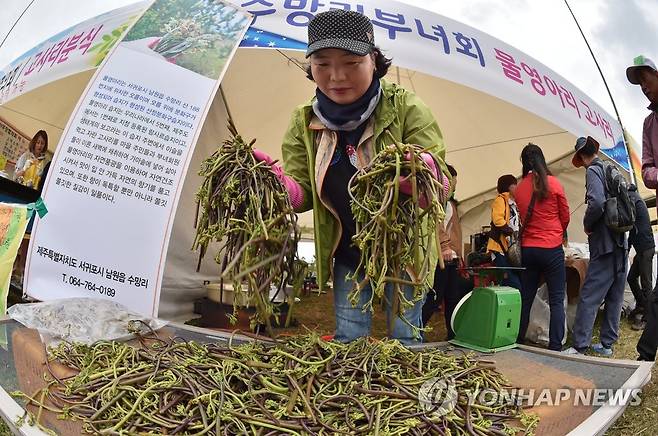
[627,54,658,361]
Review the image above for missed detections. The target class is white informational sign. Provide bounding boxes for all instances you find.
[24,0,251,317]
[0,2,149,105]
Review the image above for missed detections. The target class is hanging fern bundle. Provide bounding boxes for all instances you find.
[348,140,446,335]
[193,121,300,335]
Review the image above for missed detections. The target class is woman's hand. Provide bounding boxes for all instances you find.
[406,152,438,179]
[252,148,304,209]
[442,248,457,262]
[398,152,447,208]
[253,149,276,166]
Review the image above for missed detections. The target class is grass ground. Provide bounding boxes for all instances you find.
[600,319,658,436]
[1,289,655,435]
[274,288,448,342]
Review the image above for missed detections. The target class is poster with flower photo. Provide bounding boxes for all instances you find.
[25,0,251,316]
[122,0,249,80]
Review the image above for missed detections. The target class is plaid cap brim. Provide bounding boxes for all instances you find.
[305,38,373,58]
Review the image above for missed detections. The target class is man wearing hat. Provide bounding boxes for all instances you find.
[565,136,627,356]
[627,55,658,192]
[627,55,658,361]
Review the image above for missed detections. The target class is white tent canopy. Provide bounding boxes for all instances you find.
[0,0,638,320]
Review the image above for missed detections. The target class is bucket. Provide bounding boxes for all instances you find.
[206,282,295,306]
[205,282,252,307]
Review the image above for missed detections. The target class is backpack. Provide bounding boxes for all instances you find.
[592,160,635,233]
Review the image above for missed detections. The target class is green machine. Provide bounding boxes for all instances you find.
[450,267,522,353]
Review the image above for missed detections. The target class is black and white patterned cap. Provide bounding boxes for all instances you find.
[306,9,375,58]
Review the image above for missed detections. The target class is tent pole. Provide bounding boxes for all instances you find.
[0,0,37,51]
[565,0,637,184]
[457,148,580,206]
[563,0,627,148]
[406,68,417,93]
[0,105,64,132]
[622,129,638,185]
[446,130,568,155]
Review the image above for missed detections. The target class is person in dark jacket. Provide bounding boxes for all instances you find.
[627,184,655,330]
[564,136,627,356]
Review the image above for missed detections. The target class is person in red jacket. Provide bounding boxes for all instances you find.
[514,143,570,351]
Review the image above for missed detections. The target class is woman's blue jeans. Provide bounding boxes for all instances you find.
[492,252,522,291]
[333,261,424,345]
[519,246,566,351]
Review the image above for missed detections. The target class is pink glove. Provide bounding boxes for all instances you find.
[253,149,275,165]
[253,149,304,209]
[398,153,449,208]
[412,152,439,180]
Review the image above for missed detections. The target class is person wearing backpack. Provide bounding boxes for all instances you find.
[627,54,658,361]
[564,136,628,356]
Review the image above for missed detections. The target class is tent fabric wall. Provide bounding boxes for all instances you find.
[385,66,578,202]
[0,70,93,151]
[458,152,604,254]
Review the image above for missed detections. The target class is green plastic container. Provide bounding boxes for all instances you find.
[449,286,521,353]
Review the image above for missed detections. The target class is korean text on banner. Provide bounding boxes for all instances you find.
[237,0,628,171]
[24,0,252,317]
[0,204,30,315]
[0,2,150,106]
